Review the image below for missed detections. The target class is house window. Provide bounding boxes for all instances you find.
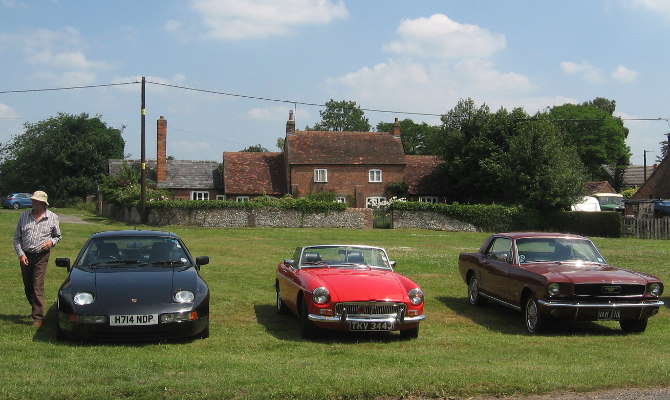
[191,191,209,201]
[336,196,347,204]
[314,169,328,183]
[419,196,438,204]
[236,196,250,203]
[369,169,382,182]
[216,195,226,200]
[366,196,387,208]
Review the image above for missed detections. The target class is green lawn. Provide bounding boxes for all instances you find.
[0,208,668,399]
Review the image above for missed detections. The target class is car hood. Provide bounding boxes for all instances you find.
[308,269,406,302]
[524,263,651,284]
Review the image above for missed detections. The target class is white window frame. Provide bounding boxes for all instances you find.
[236,196,250,203]
[314,169,328,183]
[191,191,209,201]
[366,196,387,208]
[336,196,347,204]
[419,196,438,204]
[216,195,226,200]
[368,169,382,183]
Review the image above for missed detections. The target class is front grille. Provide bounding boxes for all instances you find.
[335,302,405,316]
[574,283,645,297]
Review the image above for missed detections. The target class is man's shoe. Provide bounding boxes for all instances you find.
[32,320,43,327]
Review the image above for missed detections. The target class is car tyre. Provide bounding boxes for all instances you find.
[400,326,419,339]
[276,283,289,315]
[524,296,544,334]
[620,318,647,333]
[468,275,487,306]
[13,202,20,209]
[300,296,318,339]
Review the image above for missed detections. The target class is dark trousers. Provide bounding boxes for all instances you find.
[21,251,50,321]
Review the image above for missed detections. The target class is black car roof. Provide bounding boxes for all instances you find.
[89,230,180,239]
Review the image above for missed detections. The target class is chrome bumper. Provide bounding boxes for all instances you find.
[308,314,425,324]
[538,300,665,308]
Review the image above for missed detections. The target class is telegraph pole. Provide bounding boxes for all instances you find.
[141,76,146,222]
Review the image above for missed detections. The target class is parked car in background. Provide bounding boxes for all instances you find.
[592,193,625,212]
[56,230,211,341]
[2,193,33,209]
[459,232,664,334]
[275,245,425,338]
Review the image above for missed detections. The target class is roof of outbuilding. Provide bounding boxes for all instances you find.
[285,130,406,165]
[223,152,286,195]
[108,159,223,189]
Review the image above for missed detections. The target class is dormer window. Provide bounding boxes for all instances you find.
[314,169,328,183]
[369,169,382,183]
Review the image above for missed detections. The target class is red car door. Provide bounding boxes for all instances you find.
[480,237,513,300]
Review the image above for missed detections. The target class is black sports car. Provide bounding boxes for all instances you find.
[56,230,211,341]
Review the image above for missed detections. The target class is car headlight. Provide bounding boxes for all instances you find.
[648,283,662,297]
[73,292,95,305]
[174,290,195,303]
[547,283,560,296]
[409,288,424,305]
[312,287,330,304]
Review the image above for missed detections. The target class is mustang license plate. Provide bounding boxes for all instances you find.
[109,314,159,326]
[597,309,620,321]
[349,321,393,331]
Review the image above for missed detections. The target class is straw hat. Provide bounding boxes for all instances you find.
[30,191,49,206]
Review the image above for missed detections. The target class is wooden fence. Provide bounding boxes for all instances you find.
[622,217,670,239]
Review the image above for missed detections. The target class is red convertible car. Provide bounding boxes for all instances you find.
[275,245,425,338]
[459,232,664,334]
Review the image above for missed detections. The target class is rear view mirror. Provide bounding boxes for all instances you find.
[196,256,209,266]
[55,258,71,269]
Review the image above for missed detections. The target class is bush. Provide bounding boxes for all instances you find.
[145,194,347,214]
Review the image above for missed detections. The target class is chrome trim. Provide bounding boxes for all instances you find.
[538,300,664,308]
[480,292,521,311]
[309,314,425,324]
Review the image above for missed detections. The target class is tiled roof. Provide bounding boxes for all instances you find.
[585,181,615,195]
[223,152,286,195]
[108,159,222,189]
[623,165,656,187]
[405,155,446,195]
[286,130,406,165]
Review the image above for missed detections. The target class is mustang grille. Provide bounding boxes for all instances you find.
[573,283,645,297]
[335,302,405,316]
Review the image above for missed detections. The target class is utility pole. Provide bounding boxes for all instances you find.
[643,150,647,182]
[141,76,146,223]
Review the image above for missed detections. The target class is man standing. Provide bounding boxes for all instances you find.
[13,191,61,326]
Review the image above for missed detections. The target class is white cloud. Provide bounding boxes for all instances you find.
[247,106,308,122]
[0,103,19,119]
[165,20,183,33]
[624,0,670,20]
[561,60,604,83]
[611,65,638,82]
[383,14,506,59]
[190,0,348,40]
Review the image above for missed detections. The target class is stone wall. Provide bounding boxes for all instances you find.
[101,203,372,229]
[391,210,478,231]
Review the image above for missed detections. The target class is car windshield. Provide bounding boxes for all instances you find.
[516,238,606,264]
[78,236,191,267]
[298,245,392,269]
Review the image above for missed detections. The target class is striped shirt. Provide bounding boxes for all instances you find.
[13,209,62,257]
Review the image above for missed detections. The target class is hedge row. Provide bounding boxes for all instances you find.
[145,195,347,214]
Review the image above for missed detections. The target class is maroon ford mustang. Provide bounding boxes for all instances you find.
[458,232,664,334]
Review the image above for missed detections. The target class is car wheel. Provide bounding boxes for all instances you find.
[300,296,318,339]
[400,326,419,339]
[620,318,647,333]
[524,296,544,334]
[13,202,20,209]
[276,283,289,315]
[468,275,487,306]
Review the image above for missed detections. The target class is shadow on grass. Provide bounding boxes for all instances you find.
[254,304,418,343]
[438,295,628,336]
[0,313,32,325]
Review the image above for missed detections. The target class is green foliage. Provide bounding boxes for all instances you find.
[376,119,441,155]
[0,112,124,201]
[306,99,371,132]
[145,194,346,214]
[99,161,172,206]
[543,211,623,238]
[241,144,269,152]
[385,181,409,198]
[620,186,639,199]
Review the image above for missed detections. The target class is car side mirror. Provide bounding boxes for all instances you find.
[196,256,209,266]
[55,257,70,269]
[390,261,396,269]
[284,259,297,269]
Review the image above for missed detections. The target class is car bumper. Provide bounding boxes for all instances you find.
[537,300,664,320]
[309,313,425,328]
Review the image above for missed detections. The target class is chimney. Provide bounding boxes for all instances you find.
[286,110,296,135]
[157,116,167,183]
[392,117,401,139]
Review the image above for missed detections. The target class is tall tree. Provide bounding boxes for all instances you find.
[241,144,269,152]
[376,119,441,155]
[306,99,371,132]
[0,112,124,202]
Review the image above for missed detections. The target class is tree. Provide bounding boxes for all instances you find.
[241,144,269,152]
[0,112,125,202]
[376,119,441,155]
[306,99,371,132]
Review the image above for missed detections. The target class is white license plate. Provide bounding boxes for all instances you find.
[349,321,393,331]
[109,314,159,326]
[597,309,620,321]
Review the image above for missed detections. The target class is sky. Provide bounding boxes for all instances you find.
[1,0,670,167]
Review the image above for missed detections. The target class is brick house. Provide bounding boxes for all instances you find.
[109,113,447,207]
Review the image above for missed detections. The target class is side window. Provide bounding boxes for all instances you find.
[368,169,382,182]
[314,169,327,183]
[485,237,513,264]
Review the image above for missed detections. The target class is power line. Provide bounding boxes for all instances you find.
[0,81,138,94]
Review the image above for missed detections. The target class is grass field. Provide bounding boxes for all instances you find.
[0,208,668,400]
